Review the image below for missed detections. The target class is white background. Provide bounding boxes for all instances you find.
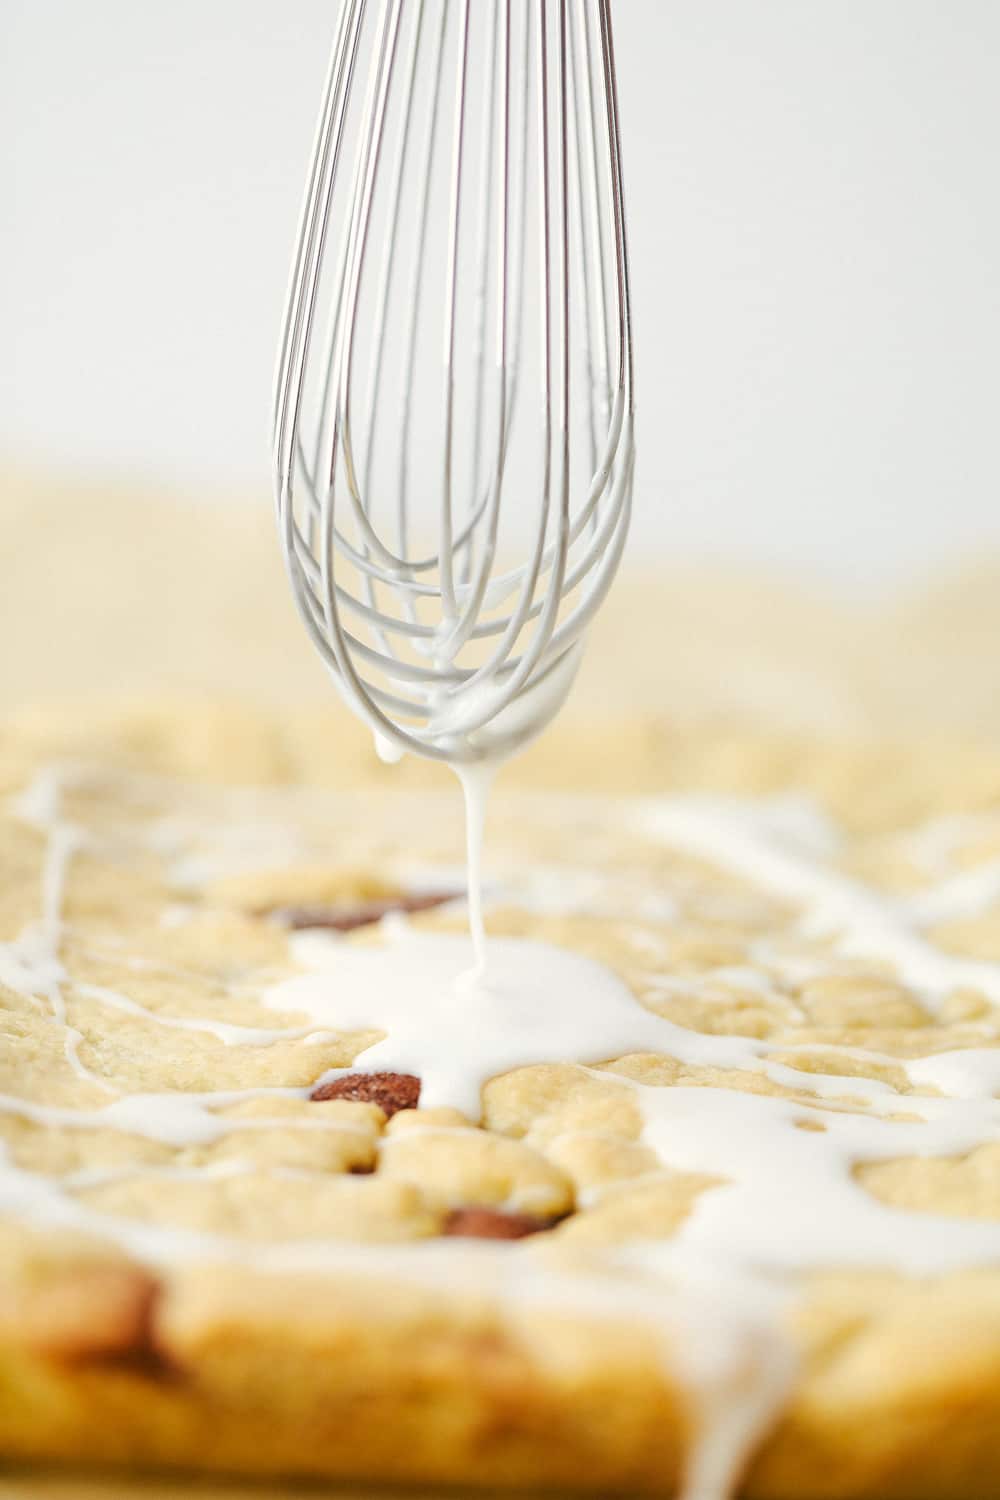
[3,1,998,586]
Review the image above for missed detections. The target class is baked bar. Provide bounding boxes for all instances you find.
[1,703,1000,1498]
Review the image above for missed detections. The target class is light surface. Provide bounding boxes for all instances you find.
[2,0,999,585]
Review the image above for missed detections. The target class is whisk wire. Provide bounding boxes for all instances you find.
[275,0,634,762]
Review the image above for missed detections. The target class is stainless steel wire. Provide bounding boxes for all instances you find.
[273,0,634,763]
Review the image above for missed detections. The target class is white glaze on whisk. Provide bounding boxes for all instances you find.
[272,0,634,765]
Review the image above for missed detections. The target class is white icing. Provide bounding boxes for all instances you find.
[456,761,494,976]
[404,856,680,923]
[4,765,94,1081]
[423,642,582,761]
[904,856,1000,927]
[374,731,405,765]
[0,1087,317,1148]
[75,981,325,1049]
[633,1079,1000,1275]
[901,812,1000,877]
[636,795,1000,1009]
[636,1258,795,1500]
[905,1047,1000,1100]
[269,929,662,1118]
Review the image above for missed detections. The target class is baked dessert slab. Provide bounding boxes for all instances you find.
[1,703,1000,1498]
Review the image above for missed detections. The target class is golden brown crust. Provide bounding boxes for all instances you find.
[3,1261,1000,1498]
[0,1234,158,1365]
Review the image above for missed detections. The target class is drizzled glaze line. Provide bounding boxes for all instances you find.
[75,982,330,1049]
[637,795,1000,1009]
[6,766,90,1078]
[456,762,495,976]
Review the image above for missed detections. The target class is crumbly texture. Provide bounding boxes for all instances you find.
[2,701,1000,1499]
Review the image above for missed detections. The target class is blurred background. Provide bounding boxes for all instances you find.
[2,0,999,733]
[5,0,1000,581]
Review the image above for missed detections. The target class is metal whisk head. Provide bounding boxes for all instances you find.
[273,0,634,763]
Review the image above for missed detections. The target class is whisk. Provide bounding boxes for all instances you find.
[272,0,634,764]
